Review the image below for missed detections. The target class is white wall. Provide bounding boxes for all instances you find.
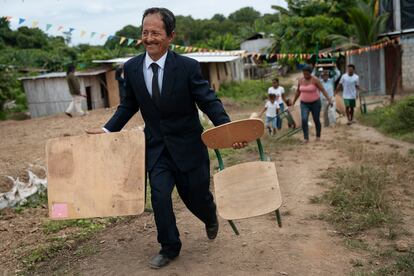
[23,75,105,118]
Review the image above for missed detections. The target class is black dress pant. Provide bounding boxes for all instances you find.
[148,148,217,258]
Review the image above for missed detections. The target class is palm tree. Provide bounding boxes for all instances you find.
[328,0,389,48]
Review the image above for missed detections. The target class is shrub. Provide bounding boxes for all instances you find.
[360,96,414,143]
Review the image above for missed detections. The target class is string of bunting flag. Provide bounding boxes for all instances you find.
[2,15,401,59]
[2,15,231,53]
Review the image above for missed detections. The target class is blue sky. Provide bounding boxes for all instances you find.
[1,0,287,45]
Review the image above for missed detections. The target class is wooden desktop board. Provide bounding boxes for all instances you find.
[46,131,145,220]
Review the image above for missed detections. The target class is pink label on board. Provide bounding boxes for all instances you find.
[51,203,68,218]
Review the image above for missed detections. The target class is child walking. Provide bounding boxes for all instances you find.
[260,94,280,135]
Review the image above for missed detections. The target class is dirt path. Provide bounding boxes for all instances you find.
[1,106,413,275]
[41,132,362,275]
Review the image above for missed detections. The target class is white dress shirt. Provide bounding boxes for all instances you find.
[143,51,167,96]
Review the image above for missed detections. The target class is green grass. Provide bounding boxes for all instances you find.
[22,217,121,271]
[22,240,69,269]
[42,218,106,235]
[375,249,414,276]
[320,165,398,236]
[359,96,414,143]
[13,190,48,214]
[217,79,293,106]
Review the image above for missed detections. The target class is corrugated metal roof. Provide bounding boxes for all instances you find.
[93,57,133,64]
[182,54,240,63]
[19,68,109,81]
[93,50,246,64]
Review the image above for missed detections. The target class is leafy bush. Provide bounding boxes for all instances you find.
[359,96,414,143]
[0,67,26,119]
[217,80,270,103]
[217,79,293,106]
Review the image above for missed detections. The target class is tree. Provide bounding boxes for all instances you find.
[12,26,49,49]
[0,17,16,48]
[104,25,141,49]
[328,0,389,47]
[271,14,350,52]
[211,14,226,22]
[202,33,240,50]
[228,7,261,24]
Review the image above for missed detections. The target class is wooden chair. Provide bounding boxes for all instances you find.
[201,119,283,235]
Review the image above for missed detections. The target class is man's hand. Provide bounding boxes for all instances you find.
[232,142,248,149]
[85,128,105,135]
[328,97,334,107]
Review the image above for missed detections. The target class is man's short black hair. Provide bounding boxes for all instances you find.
[348,64,355,69]
[272,78,279,83]
[142,7,176,37]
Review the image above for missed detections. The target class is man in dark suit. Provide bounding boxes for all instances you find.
[86,7,246,269]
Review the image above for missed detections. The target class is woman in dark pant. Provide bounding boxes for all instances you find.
[292,65,333,143]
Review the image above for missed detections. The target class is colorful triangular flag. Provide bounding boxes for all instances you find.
[32,21,39,28]
[127,38,134,46]
[19,18,26,24]
[91,32,96,38]
[57,26,63,31]
[119,37,127,45]
[46,24,52,31]
[99,33,106,39]
[80,30,86,37]
[5,16,12,22]
[69,27,75,33]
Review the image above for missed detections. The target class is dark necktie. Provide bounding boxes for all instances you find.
[150,63,160,108]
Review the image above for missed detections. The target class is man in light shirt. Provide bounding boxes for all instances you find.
[335,64,360,125]
[319,67,340,127]
[267,78,287,130]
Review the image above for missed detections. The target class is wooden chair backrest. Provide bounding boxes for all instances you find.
[201,119,264,149]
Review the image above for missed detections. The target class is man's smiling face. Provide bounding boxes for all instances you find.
[142,13,174,61]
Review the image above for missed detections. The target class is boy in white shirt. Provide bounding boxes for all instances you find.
[268,78,287,130]
[259,94,280,135]
[335,64,360,125]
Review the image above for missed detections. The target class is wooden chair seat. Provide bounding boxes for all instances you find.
[46,131,146,220]
[214,161,282,220]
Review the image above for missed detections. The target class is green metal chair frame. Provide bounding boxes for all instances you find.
[274,109,302,141]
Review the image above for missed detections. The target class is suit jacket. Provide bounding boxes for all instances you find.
[104,51,231,172]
